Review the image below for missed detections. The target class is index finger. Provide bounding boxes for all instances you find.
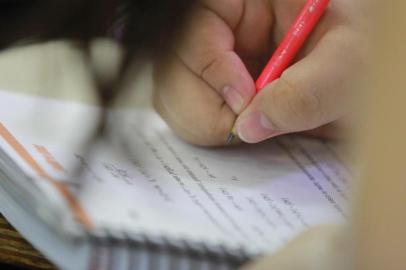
[174,3,255,114]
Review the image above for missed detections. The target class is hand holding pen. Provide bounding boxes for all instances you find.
[153,0,369,146]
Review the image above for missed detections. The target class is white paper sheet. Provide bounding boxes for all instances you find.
[0,90,351,256]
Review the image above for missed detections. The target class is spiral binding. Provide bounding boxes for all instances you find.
[0,129,256,270]
[85,227,253,270]
[0,151,253,270]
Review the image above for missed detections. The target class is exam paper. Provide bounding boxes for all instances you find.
[0,90,351,256]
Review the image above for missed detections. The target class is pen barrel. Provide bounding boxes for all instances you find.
[255,0,330,92]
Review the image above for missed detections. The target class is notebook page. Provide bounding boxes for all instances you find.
[0,90,351,256]
[0,90,101,233]
[96,111,350,256]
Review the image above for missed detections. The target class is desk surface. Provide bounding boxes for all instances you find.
[0,214,56,270]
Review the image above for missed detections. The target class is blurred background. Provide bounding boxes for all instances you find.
[0,40,153,107]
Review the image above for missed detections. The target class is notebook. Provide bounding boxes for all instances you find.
[0,89,351,270]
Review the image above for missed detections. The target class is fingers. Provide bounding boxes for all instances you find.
[175,4,256,114]
[197,50,256,114]
[152,0,273,146]
[153,53,236,146]
[235,26,361,143]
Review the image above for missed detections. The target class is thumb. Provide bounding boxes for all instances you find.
[234,28,360,143]
[235,76,328,143]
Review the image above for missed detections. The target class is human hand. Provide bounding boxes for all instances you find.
[153,0,368,146]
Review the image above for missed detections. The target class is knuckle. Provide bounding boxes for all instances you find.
[199,55,218,80]
[199,51,231,82]
[201,0,245,29]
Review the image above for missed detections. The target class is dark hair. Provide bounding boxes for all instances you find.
[0,0,194,142]
[0,0,194,49]
[0,0,194,99]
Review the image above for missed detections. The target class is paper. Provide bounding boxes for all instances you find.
[0,90,351,256]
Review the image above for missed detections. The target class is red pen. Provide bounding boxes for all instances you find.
[256,0,330,92]
[227,0,330,143]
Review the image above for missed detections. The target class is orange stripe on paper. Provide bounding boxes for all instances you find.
[0,122,93,230]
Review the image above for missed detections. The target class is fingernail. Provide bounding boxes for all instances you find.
[237,111,280,143]
[222,86,245,113]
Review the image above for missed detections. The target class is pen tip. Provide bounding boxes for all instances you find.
[226,132,237,145]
